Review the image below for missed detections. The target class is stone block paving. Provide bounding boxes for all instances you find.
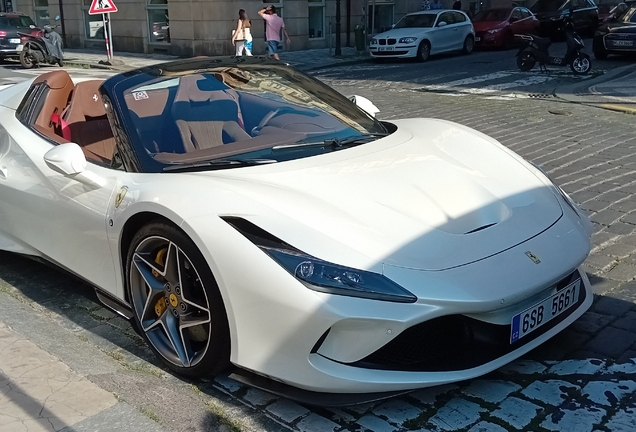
[1,70,636,431]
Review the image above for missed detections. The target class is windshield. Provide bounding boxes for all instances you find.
[617,5,636,21]
[394,13,437,28]
[107,61,388,172]
[531,0,569,12]
[472,9,511,21]
[0,16,36,28]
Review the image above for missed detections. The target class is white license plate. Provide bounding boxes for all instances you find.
[9,38,20,44]
[379,46,394,51]
[15,44,23,52]
[475,37,481,41]
[613,40,633,46]
[510,279,580,343]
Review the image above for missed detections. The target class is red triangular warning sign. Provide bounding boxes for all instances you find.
[89,0,118,15]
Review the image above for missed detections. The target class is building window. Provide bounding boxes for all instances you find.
[147,0,169,44]
[368,1,394,34]
[308,0,324,39]
[33,0,49,27]
[83,0,104,39]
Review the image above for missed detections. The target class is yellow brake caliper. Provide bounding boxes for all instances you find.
[153,248,168,317]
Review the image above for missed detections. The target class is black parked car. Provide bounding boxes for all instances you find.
[531,0,599,38]
[593,1,636,58]
[0,12,37,60]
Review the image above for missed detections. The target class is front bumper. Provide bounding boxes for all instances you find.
[595,33,636,53]
[369,45,418,58]
[205,201,592,394]
[475,31,505,47]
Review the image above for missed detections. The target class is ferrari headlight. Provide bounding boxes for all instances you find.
[487,28,502,34]
[263,247,417,303]
[531,163,581,218]
[399,37,418,43]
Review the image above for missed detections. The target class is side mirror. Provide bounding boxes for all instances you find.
[349,95,380,117]
[438,21,448,27]
[44,143,106,187]
[29,24,35,29]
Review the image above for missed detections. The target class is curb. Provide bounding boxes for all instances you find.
[554,63,636,104]
[63,60,119,71]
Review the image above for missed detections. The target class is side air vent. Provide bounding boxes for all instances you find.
[464,223,496,234]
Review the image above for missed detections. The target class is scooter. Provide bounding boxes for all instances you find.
[515,15,591,75]
[17,17,64,69]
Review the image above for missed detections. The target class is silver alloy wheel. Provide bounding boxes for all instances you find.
[129,235,212,368]
[418,41,431,62]
[463,35,474,54]
[571,54,591,75]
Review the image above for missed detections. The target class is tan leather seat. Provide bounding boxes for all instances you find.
[62,80,116,164]
[31,70,74,138]
[173,74,250,152]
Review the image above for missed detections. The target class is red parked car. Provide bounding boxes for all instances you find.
[472,7,540,49]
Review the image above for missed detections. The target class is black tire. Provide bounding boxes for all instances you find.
[517,51,536,71]
[417,40,431,62]
[19,49,35,69]
[570,53,591,74]
[126,221,230,378]
[58,59,64,67]
[503,32,514,50]
[593,47,607,60]
[462,35,475,54]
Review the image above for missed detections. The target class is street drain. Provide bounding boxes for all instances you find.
[548,109,572,116]
[529,94,553,99]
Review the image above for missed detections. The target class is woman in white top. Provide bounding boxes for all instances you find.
[231,9,253,56]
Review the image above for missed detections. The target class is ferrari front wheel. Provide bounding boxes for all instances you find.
[126,221,230,377]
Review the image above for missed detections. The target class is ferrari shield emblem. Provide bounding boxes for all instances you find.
[525,251,541,264]
[115,186,128,208]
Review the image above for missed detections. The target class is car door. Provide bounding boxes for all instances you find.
[508,8,524,34]
[0,112,120,294]
[451,11,472,48]
[434,11,458,52]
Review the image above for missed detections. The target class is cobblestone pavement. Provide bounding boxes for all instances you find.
[0,67,635,432]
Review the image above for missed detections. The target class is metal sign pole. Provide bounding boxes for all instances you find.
[102,13,111,60]
[107,12,114,60]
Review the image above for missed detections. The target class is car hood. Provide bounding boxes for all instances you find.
[473,21,507,32]
[601,22,636,32]
[374,28,432,39]
[202,118,562,271]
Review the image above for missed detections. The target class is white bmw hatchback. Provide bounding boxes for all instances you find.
[370,10,476,61]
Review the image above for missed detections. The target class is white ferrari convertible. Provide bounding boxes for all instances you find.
[0,57,593,403]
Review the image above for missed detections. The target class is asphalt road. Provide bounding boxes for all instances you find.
[0,52,635,432]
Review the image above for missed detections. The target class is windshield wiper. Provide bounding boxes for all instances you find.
[272,133,388,150]
[163,158,277,172]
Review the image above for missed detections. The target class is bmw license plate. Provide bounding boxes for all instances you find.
[379,46,394,51]
[15,44,23,52]
[9,38,20,44]
[510,278,580,343]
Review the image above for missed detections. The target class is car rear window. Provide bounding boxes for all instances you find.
[0,16,36,28]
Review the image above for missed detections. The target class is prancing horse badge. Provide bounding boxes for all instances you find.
[525,251,541,264]
[115,186,128,208]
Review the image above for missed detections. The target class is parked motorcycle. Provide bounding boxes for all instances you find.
[515,14,591,75]
[17,18,64,69]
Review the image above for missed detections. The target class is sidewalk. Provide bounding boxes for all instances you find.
[555,63,636,114]
[62,45,370,72]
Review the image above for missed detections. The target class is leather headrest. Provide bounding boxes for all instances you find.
[69,80,106,119]
[33,70,73,90]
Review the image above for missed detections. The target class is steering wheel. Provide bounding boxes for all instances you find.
[251,107,318,136]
